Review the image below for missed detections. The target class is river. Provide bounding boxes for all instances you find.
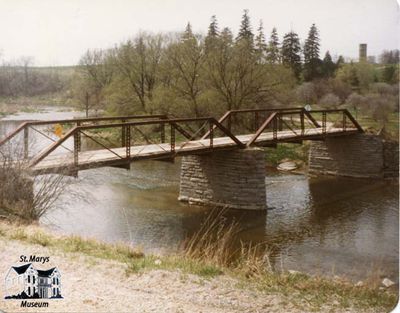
[0,106,398,282]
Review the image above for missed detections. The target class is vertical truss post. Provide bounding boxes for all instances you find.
[126,125,131,159]
[322,112,327,135]
[73,131,79,167]
[300,111,305,136]
[227,114,232,132]
[278,113,283,131]
[273,114,278,140]
[121,119,126,147]
[209,119,213,149]
[170,123,175,153]
[76,121,82,152]
[23,126,29,159]
[254,111,259,132]
[160,121,165,143]
[342,112,347,131]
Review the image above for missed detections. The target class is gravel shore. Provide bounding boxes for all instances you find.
[0,237,387,313]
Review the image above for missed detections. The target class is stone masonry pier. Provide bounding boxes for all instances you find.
[309,133,398,179]
[178,148,266,210]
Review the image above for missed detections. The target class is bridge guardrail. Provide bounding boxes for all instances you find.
[1,107,363,173]
[245,109,362,146]
[28,116,246,169]
[0,114,168,159]
[201,107,315,140]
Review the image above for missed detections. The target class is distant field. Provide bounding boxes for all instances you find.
[30,65,76,75]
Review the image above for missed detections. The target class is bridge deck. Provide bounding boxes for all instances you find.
[32,127,358,174]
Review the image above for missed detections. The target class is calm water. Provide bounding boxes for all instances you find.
[1,107,398,282]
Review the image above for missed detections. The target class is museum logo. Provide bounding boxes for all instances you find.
[4,258,63,307]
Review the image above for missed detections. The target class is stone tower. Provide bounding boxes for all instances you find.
[359,43,367,62]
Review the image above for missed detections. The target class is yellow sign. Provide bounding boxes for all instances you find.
[54,124,63,138]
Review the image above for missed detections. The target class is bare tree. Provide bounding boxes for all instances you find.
[77,49,114,115]
[296,82,317,104]
[205,28,269,112]
[165,27,205,117]
[111,33,163,112]
[319,93,341,108]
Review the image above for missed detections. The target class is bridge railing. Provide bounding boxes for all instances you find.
[0,114,167,159]
[28,116,245,170]
[245,109,363,146]
[1,108,363,172]
[201,107,313,139]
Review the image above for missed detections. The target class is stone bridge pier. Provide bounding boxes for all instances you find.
[178,148,267,210]
[308,133,398,178]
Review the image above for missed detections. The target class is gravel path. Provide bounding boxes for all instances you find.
[0,238,379,313]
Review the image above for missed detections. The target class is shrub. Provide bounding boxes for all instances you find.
[0,146,68,223]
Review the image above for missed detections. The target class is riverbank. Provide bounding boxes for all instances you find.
[0,222,397,313]
[0,94,71,117]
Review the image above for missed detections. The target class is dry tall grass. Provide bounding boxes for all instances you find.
[0,142,69,222]
[183,208,272,275]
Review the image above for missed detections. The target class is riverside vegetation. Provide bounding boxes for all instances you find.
[0,212,397,312]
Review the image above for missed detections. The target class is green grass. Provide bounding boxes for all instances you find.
[265,143,310,166]
[339,108,399,140]
[357,112,399,137]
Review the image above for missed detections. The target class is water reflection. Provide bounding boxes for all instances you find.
[39,161,398,281]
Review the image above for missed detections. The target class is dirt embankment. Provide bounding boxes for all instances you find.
[0,235,386,313]
[0,237,288,313]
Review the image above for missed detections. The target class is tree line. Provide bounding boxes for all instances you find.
[0,57,66,97]
[0,9,398,131]
[73,10,398,124]
[73,10,298,118]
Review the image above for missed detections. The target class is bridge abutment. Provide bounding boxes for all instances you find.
[309,133,398,178]
[178,148,266,210]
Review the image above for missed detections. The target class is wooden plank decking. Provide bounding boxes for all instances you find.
[31,127,358,174]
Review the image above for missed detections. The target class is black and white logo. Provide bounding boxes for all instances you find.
[4,263,62,300]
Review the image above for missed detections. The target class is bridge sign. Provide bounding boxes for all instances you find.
[54,124,63,138]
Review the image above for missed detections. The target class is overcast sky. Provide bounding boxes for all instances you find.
[0,0,399,66]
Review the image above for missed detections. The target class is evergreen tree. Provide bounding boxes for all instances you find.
[207,15,219,37]
[281,31,302,80]
[205,15,219,52]
[303,23,322,81]
[322,51,336,77]
[267,27,280,63]
[382,65,398,84]
[304,24,320,62]
[220,27,234,45]
[255,20,267,56]
[236,9,254,45]
[349,63,360,88]
[336,55,345,67]
[182,22,194,42]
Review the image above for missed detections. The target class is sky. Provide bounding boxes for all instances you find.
[0,0,399,66]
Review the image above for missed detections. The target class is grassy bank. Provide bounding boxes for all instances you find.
[0,221,397,312]
[0,93,71,116]
[265,143,310,167]
[357,112,399,139]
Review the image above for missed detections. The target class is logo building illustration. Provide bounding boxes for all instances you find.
[4,263,62,299]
